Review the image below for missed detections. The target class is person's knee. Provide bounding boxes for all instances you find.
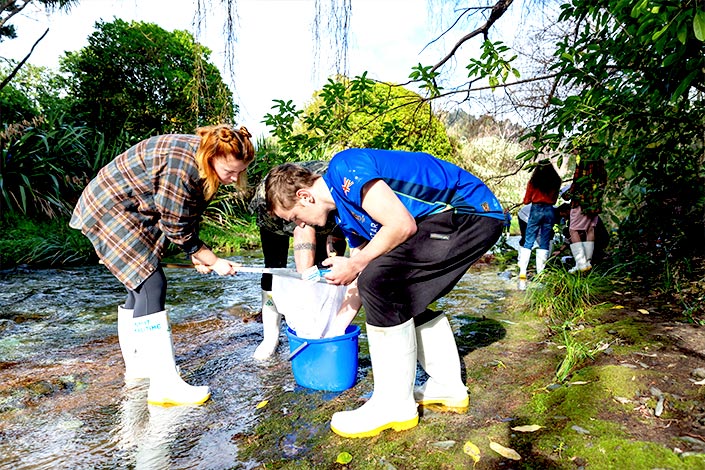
[133,268,166,317]
[357,269,411,327]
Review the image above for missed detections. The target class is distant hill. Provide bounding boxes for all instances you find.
[440,109,531,214]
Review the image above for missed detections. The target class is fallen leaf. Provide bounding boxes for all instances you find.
[463,440,481,464]
[571,425,590,435]
[594,342,610,352]
[655,396,665,417]
[511,424,544,432]
[613,291,623,295]
[612,305,625,309]
[638,309,649,314]
[614,396,631,404]
[489,441,521,460]
[336,452,353,464]
[431,440,456,449]
[691,378,705,385]
[255,400,268,409]
[569,381,589,386]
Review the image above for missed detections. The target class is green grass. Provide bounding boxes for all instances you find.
[0,214,93,267]
[526,267,613,325]
[0,213,261,269]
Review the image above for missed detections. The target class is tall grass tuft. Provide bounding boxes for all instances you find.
[526,268,612,325]
[25,230,96,266]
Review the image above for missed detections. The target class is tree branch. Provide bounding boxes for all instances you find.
[0,0,30,30]
[0,27,49,92]
[431,0,514,73]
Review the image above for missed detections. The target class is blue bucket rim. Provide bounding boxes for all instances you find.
[286,324,360,343]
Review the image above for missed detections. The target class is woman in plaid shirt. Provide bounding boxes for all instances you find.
[70,124,255,406]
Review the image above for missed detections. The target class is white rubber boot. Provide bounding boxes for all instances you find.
[517,247,532,290]
[414,315,468,411]
[583,241,595,265]
[118,306,148,384]
[253,290,282,360]
[568,243,592,273]
[133,311,211,406]
[330,319,418,438]
[535,249,549,275]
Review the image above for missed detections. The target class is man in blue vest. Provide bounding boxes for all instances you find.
[265,148,505,438]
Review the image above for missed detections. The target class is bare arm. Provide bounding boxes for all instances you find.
[190,245,238,276]
[292,225,317,272]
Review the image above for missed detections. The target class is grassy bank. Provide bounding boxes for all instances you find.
[235,268,705,469]
[0,214,261,269]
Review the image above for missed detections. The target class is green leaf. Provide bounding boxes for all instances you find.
[670,68,699,101]
[661,53,681,68]
[694,10,705,41]
[677,20,688,44]
[630,0,647,18]
[652,24,669,41]
[336,452,353,464]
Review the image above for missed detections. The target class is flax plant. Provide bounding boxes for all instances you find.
[554,325,595,382]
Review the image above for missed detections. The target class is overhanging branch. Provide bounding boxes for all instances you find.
[431,0,514,73]
[0,27,49,92]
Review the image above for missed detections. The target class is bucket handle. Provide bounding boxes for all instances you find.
[288,341,309,361]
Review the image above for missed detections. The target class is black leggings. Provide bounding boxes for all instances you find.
[123,266,167,317]
[260,228,292,291]
[259,227,347,291]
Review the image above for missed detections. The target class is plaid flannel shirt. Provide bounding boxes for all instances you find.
[70,134,208,289]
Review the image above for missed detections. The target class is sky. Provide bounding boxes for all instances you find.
[2,0,474,139]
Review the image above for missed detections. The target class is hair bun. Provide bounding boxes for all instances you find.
[217,126,234,143]
[238,126,252,139]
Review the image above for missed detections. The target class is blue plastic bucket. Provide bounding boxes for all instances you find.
[286,324,360,392]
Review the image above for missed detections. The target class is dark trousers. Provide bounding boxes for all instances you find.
[358,212,504,327]
[124,266,167,317]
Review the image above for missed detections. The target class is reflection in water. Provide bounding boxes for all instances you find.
[115,384,204,469]
[114,384,150,463]
[0,255,513,469]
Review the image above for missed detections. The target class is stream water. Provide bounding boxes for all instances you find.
[0,249,516,469]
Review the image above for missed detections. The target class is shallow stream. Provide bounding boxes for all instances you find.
[0,250,515,469]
